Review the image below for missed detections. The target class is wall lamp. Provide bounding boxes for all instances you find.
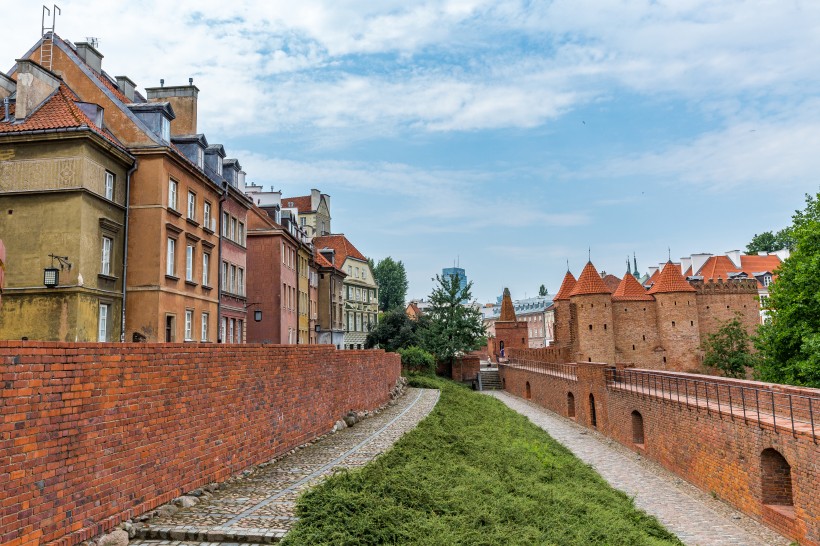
[44,254,71,288]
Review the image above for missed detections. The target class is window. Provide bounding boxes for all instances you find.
[229,319,235,344]
[238,222,245,245]
[237,320,243,343]
[202,253,210,286]
[763,275,772,287]
[186,244,194,281]
[217,159,223,176]
[282,243,286,264]
[165,315,176,342]
[105,171,115,200]
[362,270,367,281]
[231,217,237,240]
[98,303,109,342]
[196,147,204,169]
[355,267,359,278]
[166,238,176,276]
[230,265,237,294]
[160,116,170,142]
[222,261,229,290]
[184,310,193,341]
[300,216,306,225]
[101,236,112,275]
[237,268,244,296]
[201,313,209,342]
[187,191,196,220]
[168,179,178,211]
[204,202,212,230]
[221,318,227,343]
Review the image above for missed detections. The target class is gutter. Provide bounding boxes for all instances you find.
[217,181,227,342]
[120,160,138,342]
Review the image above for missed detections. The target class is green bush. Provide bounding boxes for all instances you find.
[398,346,435,375]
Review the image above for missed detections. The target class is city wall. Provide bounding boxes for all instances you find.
[501,349,820,546]
[0,341,400,546]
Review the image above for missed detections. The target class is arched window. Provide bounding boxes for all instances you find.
[631,410,644,446]
[567,392,576,418]
[761,449,793,507]
[589,394,597,428]
[525,381,531,400]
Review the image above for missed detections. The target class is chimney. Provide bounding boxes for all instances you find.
[14,59,61,120]
[690,253,713,276]
[115,75,137,102]
[311,188,321,210]
[75,42,104,73]
[648,266,659,277]
[320,248,335,266]
[0,72,15,100]
[680,256,692,275]
[144,81,199,135]
[725,249,742,268]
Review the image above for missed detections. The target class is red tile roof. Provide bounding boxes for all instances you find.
[314,251,333,268]
[647,262,696,294]
[313,234,367,266]
[601,274,621,293]
[612,272,655,301]
[694,254,782,288]
[643,268,660,289]
[553,271,577,301]
[0,84,125,150]
[281,196,312,212]
[569,262,612,296]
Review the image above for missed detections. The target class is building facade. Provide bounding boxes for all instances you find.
[315,249,346,348]
[0,63,135,342]
[281,189,331,238]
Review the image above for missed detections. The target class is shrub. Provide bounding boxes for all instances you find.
[398,346,435,375]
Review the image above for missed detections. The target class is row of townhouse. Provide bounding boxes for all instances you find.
[0,33,377,348]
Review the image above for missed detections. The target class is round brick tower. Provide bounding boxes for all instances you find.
[569,262,615,364]
[647,262,700,371]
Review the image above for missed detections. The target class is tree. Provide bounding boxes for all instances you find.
[538,284,548,297]
[702,314,758,378]
[365,309,426,352]
[397,346,435,375]
[421,273,486,375]
[372,257,409,312]
[755,190,820,387]
[746,228,795,254]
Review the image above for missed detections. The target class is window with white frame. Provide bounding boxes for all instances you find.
[764,275,772,287]
[166,238,176,276]
[238,222,245,245]
[186,244,194,281]
[238,267,244,296]
[222,212,229,237]
[101,236,112,275]
[184,309,193,340]
[202,253,210,286]
[222,261,228,290]
[105,171,115,200]
[98,303,109,342]
[231,217,237,240]
[204,202,212,230]
[168,179,178,211]
[160,116,171,142]
[187,191,196,220]
[229,319,235,343]
[196,147,204,169]
[230,265,237,293]
[201,312,209,341]
[237,320,243,343]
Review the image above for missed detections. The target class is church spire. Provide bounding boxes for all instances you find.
[633,252,639,279]
[626,256,632,276]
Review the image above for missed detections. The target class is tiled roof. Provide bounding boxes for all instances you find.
[569,262,612,296]
[602,274,621,293]
[313,234,367,265]
[612,272,655,301]
[281,196,312,212]
[647,262,696,294]
[0,84,126,151]
[695,254,782,288]
[314,251,333,268]
[553,271,577,301]
[499,288,517,321]
[643,268,660,289]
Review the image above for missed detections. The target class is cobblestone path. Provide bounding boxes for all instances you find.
[129,387,439,545]
[486,391,791,546]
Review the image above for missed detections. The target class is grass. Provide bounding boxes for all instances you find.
[282,375,683,546]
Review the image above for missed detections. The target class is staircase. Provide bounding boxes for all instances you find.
[479,369,502,391]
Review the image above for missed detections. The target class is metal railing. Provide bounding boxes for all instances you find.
[504,358,578,381]
[606,368,818,443]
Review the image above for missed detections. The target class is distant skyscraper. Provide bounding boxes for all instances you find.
[442,266,468,302]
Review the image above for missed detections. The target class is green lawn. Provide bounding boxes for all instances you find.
[282,375,682,546]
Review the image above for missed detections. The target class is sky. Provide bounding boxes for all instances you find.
[4,1,820,303]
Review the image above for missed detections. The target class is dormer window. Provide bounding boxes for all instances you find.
[197,147,204,169]
[764,275,772,287]
[160,116,170,142]
[217,160,222,176]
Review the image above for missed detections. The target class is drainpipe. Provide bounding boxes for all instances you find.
[295,237,300,345]
[216,181,227,343]
[120,160,138,342]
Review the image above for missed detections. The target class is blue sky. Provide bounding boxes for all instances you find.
[5,1,820,302]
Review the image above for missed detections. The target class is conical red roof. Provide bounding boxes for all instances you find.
[569,262,612,296]
[499,288,517,321]
[612,271,655,301]
[647,262,696,294]
[553,271,577,301]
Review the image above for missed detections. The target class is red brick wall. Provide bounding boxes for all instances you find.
[0,341,400,546]
[612,302,663,368]
[570,294,615,364]
[452,355,480,382]
[499,362,820,545]
[494,321,528,360]
[652,292,701,371]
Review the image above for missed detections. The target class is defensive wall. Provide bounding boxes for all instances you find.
[0,341,400,546]
[501,349,820,545]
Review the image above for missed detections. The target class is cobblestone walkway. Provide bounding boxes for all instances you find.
[486,391,791,546]
[129,387,439,545]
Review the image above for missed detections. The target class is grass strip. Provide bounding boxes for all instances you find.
[283,375,683,546]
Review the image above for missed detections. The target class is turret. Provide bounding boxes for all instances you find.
[647,262,699,371]
[569,262,615,363]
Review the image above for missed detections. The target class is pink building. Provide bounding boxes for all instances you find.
[0,239,5,308]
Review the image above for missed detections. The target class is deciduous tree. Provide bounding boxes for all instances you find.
[702,314,757,378]
[372,257,409,312]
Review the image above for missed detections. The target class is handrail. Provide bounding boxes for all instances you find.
[606,368,818,443]
[503,358,578,381]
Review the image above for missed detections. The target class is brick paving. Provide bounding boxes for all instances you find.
[486,391,791,546]
[129,387,440,545]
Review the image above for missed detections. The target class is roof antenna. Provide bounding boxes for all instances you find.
[189,77,193,85]
[668,247,671,262]
[160,78,164,87]
[566,259,570,272]
[588,247,591,262]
